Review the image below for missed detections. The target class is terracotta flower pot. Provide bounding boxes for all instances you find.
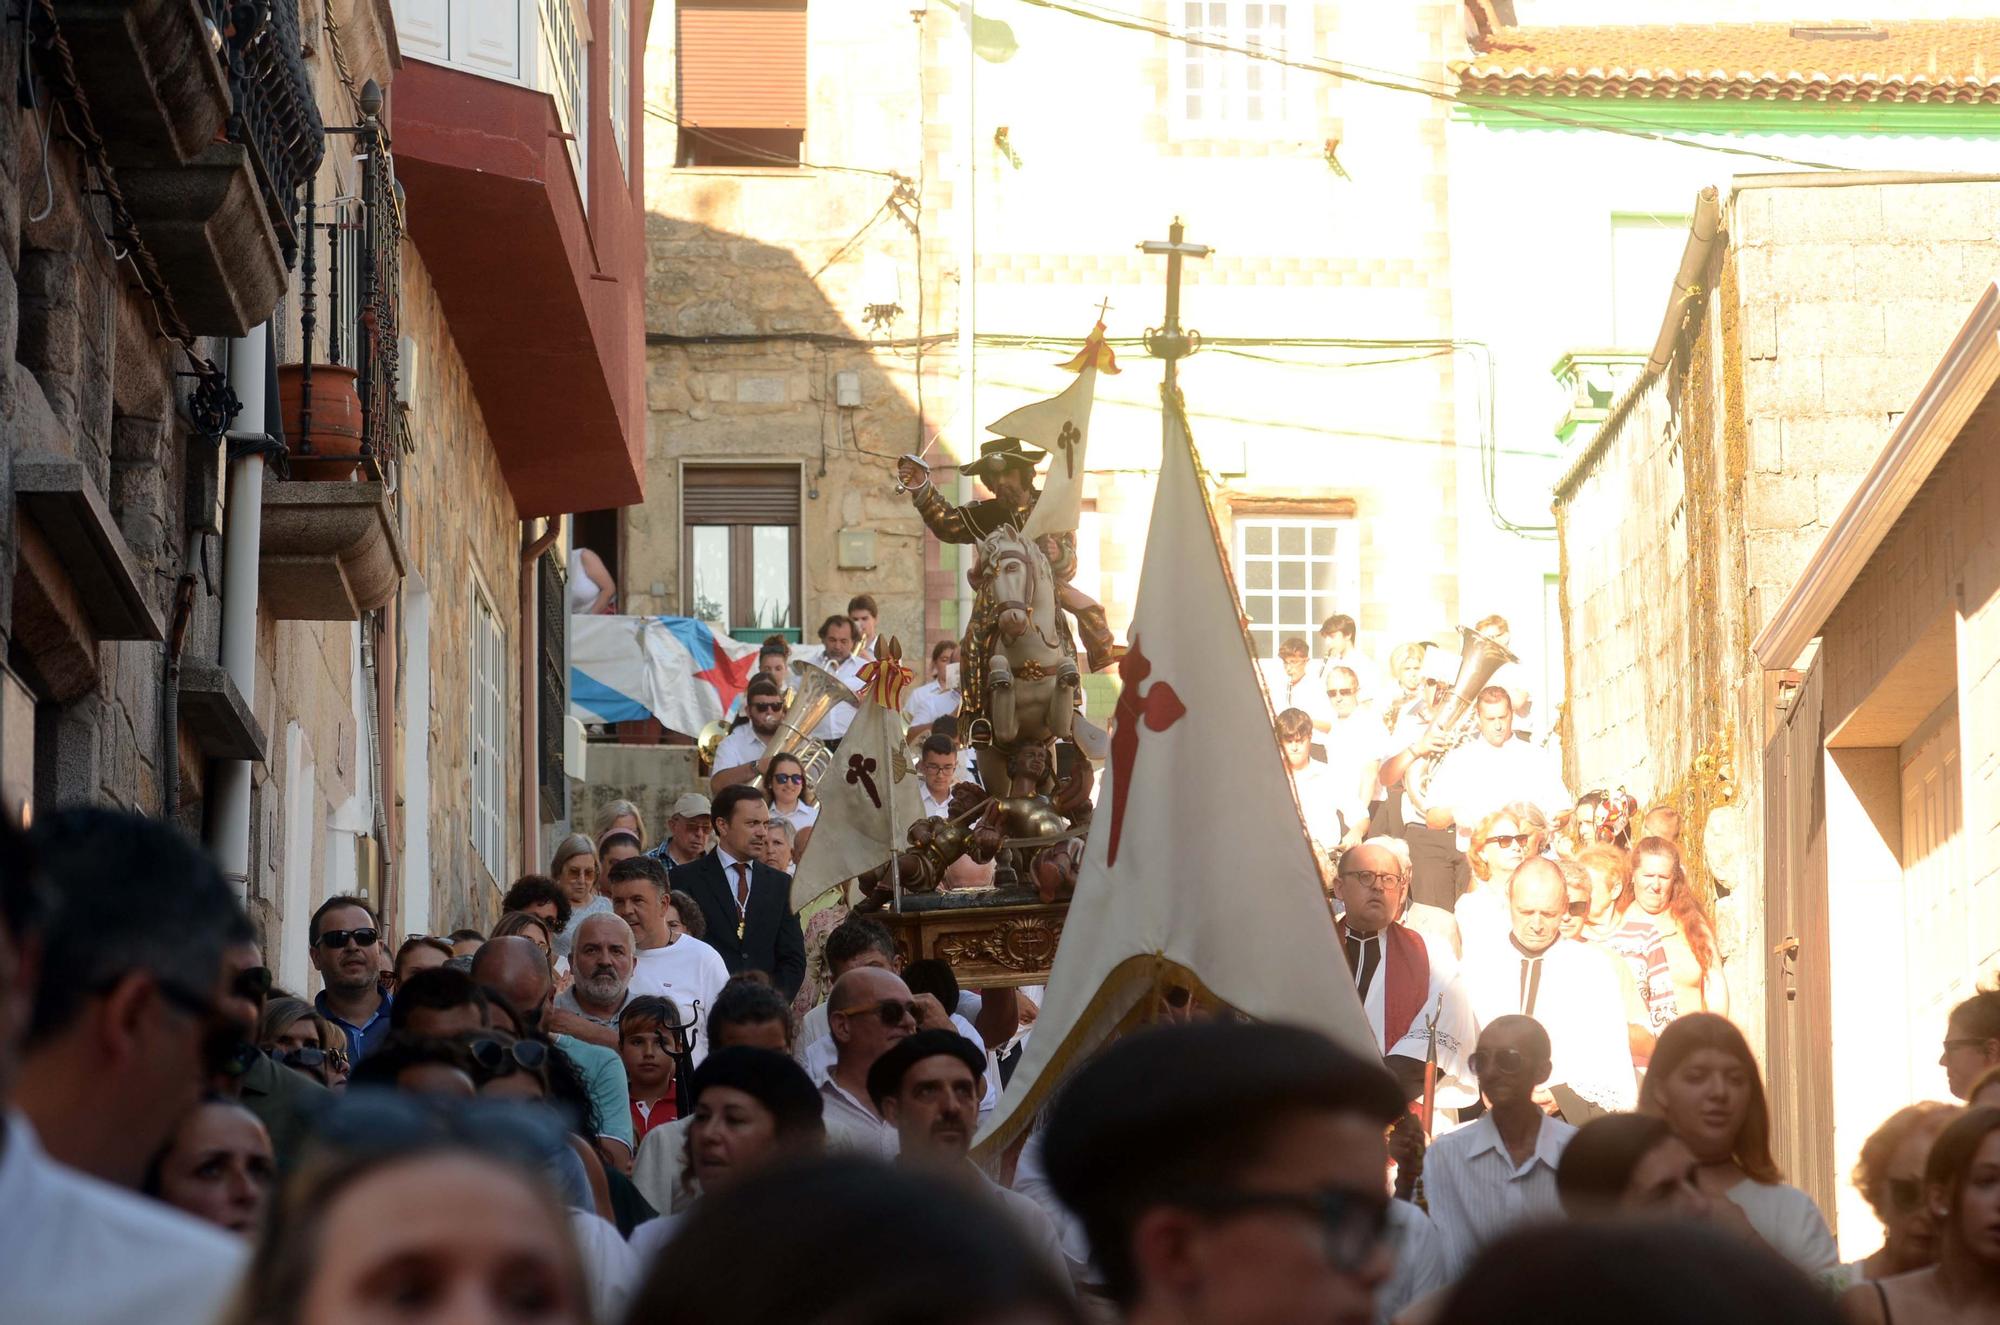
[276,363,367,480]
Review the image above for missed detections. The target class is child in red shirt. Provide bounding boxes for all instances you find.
[619,994,685,1145]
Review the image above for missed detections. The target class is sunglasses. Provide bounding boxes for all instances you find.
[1327,687,1358,699]
[1566,898,1591,918]
[129,977,251,1079]
[309,1088,574,1170]
[465,1036,551,1077]
[750,701,785,713]
[1485,833,1533,850]
[317,927,380,951]
[1469,1047,1533,1076]
[233,965,274,1002]
[769,773,804,785]
[281,1045,330,1071]
[839,998,918,1028]
[1175,1186,1391,1274]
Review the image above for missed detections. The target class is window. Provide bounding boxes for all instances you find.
[469,580,506,875]
[683,466,801,638]
[677,0,807,167]
[1174,2,1310,132]
[1233,515,1355,659]
[609,0,632,176]
[1609,213,1689,349]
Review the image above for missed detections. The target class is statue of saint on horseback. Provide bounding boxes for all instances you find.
[897,437,1122,785]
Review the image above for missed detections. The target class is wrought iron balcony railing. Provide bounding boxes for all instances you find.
[218,0,325,265]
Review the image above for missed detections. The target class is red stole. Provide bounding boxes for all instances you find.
[1341,920,1431,1053]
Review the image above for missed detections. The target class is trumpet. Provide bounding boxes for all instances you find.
[1405,626,1518,809]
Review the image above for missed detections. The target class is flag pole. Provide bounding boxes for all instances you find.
[1139,219,1211,400]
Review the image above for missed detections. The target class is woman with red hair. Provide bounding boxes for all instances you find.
[1625,835,1728,1019]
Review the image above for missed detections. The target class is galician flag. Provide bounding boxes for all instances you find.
[788,639,924,912]
[987,321,1117,542]
[974,389,1374,1156]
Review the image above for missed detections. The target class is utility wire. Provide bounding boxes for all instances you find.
[641,101,913,182]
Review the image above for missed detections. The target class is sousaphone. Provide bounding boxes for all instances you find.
[762,659,861,786]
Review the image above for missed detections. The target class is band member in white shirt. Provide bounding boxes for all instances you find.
[1279,708,1345,869]
[903,640,962,744]
[806,615,869,744]
[1263,637,1333,744]
[709,676,788,793]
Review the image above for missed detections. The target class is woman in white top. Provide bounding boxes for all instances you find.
[1454,802,1546,951]
[569,545,614,614]
[1641,1012,1837,1273]
[763,751,818,859]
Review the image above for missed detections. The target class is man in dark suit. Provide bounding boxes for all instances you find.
[669,784,806,1000]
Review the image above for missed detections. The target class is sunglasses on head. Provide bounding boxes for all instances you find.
[308,1088,574,1170]
[317,927,380,951]
[839,998,918,1028]
[1469,1046,1533,1077]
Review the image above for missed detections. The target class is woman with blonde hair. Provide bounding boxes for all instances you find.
[1455,801,1547,951]
[1829,1101,1963,1291]
[1641,1012,1836,1273]
[548,832,609,960]
[1625,835,1728,1018]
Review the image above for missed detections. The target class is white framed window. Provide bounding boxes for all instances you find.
[469,579,506,877]
[1171,1,1313,136]
[609,0,632,177]
[1234,515,1356,660]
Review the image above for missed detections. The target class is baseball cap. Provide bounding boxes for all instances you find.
[672,792,713,819]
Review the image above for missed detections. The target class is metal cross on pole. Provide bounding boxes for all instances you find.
[1138,218,1211,396]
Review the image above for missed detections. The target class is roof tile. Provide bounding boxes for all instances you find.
[1457,20,2000,103]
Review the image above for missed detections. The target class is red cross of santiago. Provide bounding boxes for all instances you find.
[1105,636,1186,866]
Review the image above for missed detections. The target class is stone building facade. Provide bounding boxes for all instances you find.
[1,0,651,995]
[1553,177,2000,1073]
[629,0,1467,684]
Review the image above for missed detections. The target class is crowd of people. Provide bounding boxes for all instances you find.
[7,600,2000,1324]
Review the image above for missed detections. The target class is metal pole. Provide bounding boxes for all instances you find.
[1139,218,1211,400]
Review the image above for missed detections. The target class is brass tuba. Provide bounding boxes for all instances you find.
[1404,626,1519,810]
[761,659,862,786]
[696,720,733,774]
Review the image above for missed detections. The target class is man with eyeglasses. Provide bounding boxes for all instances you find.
[1459,859,1638,1117]
[918,733,962,820]
[819,965,923,1157]
[1332,843,1476,1119]
[2,809,252,1325]
[1043,1021,1404,1325]
[308,895,393,1064]
[1422,1015,1576,1278]
[1940,990,2000,1099]
[709,675,789,794]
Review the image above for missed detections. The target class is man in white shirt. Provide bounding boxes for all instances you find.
[847,593,882,662]
[1409,685,1571,849]
[1458,860,1638,1115]
[871,1029,1070,1283]
[605,856,729,1062]
[818,966,917,1156]
[1320,612,1387,708]
[1322,665,1387,844]
[1423,1015,1577,1277]
[0,809,253,1324]
[904,640,962,742]
[807,615,869,744]
[1264,637,1334,742]
[1280,707,1346,862]
[709,675,788,792]
[917,733,960,820]
[546,912,665,1049]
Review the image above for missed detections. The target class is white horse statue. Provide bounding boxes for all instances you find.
[967,525,1081,758]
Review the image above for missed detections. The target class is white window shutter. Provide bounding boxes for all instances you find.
[393,0,451,62]
[454,0,524,80]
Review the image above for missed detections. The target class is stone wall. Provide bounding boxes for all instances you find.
[1555,178,2000,1051]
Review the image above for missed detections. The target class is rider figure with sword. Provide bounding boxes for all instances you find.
[896,439,1125,674]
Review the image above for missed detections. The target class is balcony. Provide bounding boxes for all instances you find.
[44,0,325,337]
[389,0,647,516]
[261,114,407,621]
